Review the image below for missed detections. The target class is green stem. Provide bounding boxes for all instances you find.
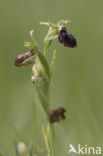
[42,122,54,156]
[48,122,54,156]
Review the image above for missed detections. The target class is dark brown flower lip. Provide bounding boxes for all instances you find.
[14,50,34,67]
[58,27,77,48]
[49,107,66,123]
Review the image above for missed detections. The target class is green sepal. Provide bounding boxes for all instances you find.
[44,26,58,43]
[57,19,71,26]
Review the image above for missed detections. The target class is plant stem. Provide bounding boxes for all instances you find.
[42,122,54,156]
[48,122,54,156]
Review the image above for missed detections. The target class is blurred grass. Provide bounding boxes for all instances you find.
[0,0,103,155]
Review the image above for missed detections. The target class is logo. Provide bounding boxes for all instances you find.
[68,144,101,155]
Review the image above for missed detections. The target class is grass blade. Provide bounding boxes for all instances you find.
[0,141,10,156]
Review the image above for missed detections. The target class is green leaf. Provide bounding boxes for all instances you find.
[51,50,56,74]
[38,52,51,81]
[44,40,52,56]
[35,83,49,116]
[39,77,49,98]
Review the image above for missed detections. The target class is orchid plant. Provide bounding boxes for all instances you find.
[13,19,77,156]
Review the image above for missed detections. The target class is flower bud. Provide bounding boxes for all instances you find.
[17,142,26,154]
[58,27,77,48]
[14,50,34,67]
[49,107,66,123]
[32,57,43,80]
[31,75,38,83]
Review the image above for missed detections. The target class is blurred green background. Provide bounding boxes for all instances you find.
[0,0,103,155]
